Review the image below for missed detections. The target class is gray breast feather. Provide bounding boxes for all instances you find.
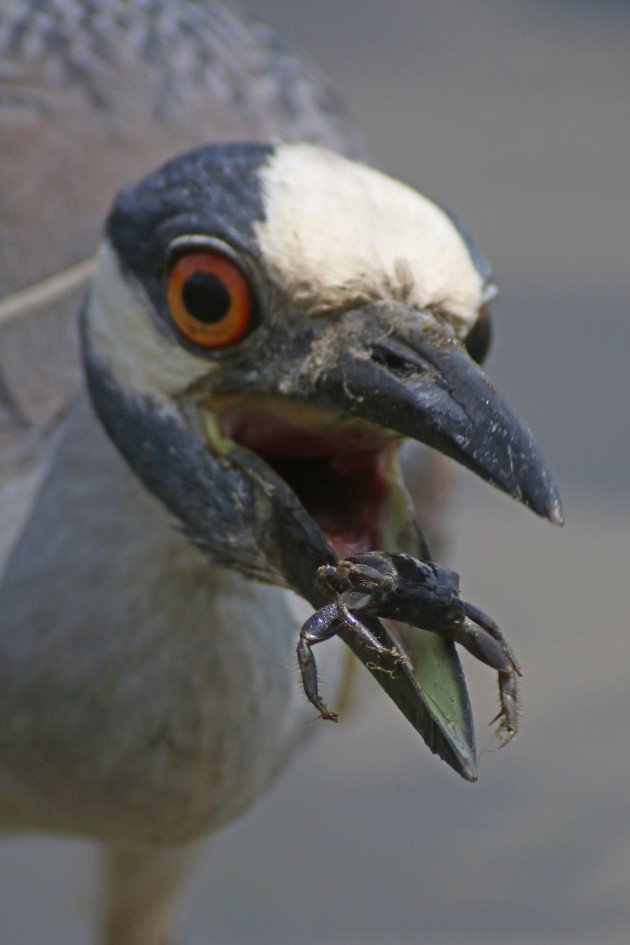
[0,395,345,839]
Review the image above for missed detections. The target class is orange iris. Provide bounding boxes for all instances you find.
[167,250,253,348]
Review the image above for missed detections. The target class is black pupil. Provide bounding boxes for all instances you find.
[182,271,232,323]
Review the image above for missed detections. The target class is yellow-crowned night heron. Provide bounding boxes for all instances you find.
[0,2,562,943]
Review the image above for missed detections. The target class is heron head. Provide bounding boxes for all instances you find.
[82,142,561,778]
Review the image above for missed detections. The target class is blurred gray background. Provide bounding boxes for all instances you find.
[1,1,629,943]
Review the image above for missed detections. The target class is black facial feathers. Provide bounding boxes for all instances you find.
[107,142,274,282]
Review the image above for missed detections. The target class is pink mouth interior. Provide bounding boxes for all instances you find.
[219,409,394,557]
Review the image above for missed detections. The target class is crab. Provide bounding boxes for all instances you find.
[298,552,522,746]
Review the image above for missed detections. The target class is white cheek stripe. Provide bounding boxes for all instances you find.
[256,143,483,330]
[85,242,211,397]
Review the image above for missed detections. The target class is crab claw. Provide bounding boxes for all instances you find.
[455,602,523,745]
[490,671,520,747]
[307,550,523,750]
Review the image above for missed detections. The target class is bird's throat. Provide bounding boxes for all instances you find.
[204,396,419,559]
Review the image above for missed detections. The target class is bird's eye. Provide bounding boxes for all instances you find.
[167,250,254,348]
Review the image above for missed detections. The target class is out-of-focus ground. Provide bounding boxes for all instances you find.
[1,1,629,943]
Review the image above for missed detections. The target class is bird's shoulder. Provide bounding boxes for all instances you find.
[0,0,361,157]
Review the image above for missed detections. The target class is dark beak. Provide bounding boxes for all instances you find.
[212,302,563,524]
[306,316,563,524]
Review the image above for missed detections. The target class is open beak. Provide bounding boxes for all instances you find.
[192,303,562,780]
[316,331,563,523]
[269,304,562,524]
